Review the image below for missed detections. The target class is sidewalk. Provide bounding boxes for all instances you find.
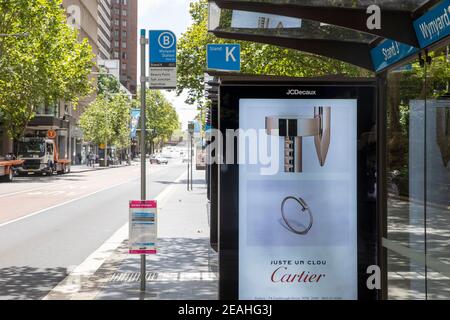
[70,161,139,174]
[45,169,218,300]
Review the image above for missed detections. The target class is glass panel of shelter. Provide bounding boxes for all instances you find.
[424,44,450,300]
[385,42,450,300]
[385,55,427,300]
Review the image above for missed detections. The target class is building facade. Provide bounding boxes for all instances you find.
[98,0,112,59]
[111,0,138,95]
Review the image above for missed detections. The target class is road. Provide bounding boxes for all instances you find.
[0,159,186,300]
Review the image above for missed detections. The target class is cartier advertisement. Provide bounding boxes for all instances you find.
[238,98,358,300]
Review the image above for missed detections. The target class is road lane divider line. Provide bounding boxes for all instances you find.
[0,164,177,228]
[43,170,187,300]
[0,177,139,229]
[0,163,149,199]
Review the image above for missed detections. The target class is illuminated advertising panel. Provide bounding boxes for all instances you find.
[239,99,357,300]
[218,81,379,300]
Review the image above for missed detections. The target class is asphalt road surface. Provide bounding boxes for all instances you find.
[0,160,186,300]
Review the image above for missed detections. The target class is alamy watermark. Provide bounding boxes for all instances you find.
[206,129,280,176]
[367,5,381,30]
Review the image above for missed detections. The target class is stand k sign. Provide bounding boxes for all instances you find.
[207,44,241,72]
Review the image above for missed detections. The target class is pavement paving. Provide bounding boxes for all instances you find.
[44,168,218,300]
[70,162,137,174]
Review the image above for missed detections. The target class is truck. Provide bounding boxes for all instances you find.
[16,137,71,176]
[0,158,23,182]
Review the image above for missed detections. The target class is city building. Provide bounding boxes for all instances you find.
[98,0,112,59]
[110,0,138,95]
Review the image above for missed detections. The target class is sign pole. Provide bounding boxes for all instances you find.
[139,29,147,293]
[187,132,190,191]
[191,134,194,191]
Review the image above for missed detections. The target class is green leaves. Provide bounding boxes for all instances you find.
[79,93,132,149]
[0,0,95,139]
[145,90,180,146]
[98,70,121,95]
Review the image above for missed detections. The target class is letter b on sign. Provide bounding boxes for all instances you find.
[158,32,175,49]
[163,36,171,46]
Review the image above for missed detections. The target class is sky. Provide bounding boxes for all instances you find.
[137,0,198,131]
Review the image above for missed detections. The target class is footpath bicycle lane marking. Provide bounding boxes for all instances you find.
[43,170,187,300]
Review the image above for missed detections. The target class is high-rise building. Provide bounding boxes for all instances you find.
[111,0,138,95]
[98,0,112,59]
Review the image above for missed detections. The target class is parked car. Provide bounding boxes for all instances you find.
[150,155,168,165]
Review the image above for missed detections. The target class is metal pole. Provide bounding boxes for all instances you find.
[187,132,190,191]
[191,134,194,191]
[139,29,147,293]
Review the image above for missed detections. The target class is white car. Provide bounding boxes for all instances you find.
[150,155,168,165]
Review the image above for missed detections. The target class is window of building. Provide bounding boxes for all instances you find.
[35,101,59,117]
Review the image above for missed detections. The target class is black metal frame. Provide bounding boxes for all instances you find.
[213,0,441,47]
[213,30,374,71]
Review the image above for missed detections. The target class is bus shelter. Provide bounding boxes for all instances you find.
[206,0,450,300]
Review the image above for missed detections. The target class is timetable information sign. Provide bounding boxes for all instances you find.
[149,30,177,89]
[129,200,157,255]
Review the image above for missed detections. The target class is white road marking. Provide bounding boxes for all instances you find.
[0,165,172,228]
[0,165,141,199]
[44,170,187,300]
[0,177,139,229]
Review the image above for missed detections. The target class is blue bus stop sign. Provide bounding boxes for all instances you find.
[149,30,177,89]
[207,44,241,72]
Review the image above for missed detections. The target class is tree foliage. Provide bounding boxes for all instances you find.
[145,90,180,147]
[79,94,131,149]
[177,0,372,108]
[98,70,121,95]
[0,0,95,139]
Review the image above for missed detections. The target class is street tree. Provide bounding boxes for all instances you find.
[98,70,121,95]
[0,0,95,140]
[145,90,180,153]
[79,93,132,165]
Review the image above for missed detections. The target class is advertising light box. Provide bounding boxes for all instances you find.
[218,79,379,300]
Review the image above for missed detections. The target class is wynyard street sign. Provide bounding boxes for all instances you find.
[149,30,177,89]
